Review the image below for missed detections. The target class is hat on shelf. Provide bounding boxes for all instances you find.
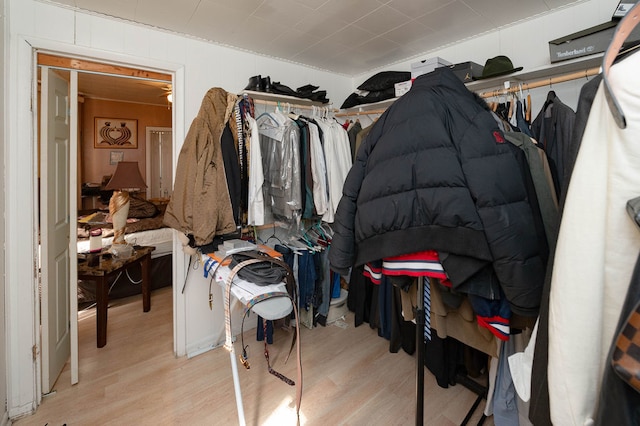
[476,55,523,80]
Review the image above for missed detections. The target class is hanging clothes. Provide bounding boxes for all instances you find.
[354,122,373,158]
[594,250,640,425]
[257,109,302,220]
[504,132,559,250]
[543,50,640,425]
[244,112,265,226]
[347,119,362,159]
[315,116,352,223]
[530,92,575,198]
[307,119,329,216]
[164,87,239,247]
[528,74,603,426]
[294,118,314,219]
[515,99,532,136]
[329,67,547,318]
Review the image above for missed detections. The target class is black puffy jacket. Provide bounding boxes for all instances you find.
[329,68,545,316]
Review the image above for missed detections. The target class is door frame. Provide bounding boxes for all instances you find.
[5,35,187,418]
[145,126,173,199]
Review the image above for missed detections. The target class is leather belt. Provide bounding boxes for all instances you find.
[213,254,303,422]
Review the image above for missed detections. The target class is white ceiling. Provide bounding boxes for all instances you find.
[44,0,581,76]
[77,73,173,107]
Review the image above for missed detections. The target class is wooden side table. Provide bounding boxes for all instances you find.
[77,245,155,348]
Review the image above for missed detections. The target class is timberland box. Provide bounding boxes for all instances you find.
[548,20,640,63]
[549,21,617,63]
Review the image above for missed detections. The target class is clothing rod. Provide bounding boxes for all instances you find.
[335,108,386,117]
[479,67,600,98]
[249,97,338,112]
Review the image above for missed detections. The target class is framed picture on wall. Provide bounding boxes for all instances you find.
[110,151,124,165]
[94,117,138,149]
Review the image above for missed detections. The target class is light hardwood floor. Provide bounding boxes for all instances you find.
[14,286,494,425]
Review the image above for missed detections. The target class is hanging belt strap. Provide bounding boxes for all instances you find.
[214,254,302,421]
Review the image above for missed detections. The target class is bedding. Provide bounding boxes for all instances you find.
[76,202,174,307]
[77,201,171,257]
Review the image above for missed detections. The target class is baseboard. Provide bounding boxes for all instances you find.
[8,401,35,423]
[186,335,226,359]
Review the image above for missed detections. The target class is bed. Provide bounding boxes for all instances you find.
[76,199,173,307]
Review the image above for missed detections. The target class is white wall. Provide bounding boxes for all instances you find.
[0,0,7,424]
[4,0,353,420]
[350,0,621,112]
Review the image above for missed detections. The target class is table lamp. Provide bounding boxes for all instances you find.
[104,161,147,257]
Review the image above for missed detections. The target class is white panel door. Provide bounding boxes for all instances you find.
[40,67,71,392]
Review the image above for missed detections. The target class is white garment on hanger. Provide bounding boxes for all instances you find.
[508,319,538,402]
[319,119,352,223]
[547,50,640,425]
[246,114,265,226]
[307,121,329,216]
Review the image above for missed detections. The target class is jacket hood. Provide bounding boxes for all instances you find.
[413,67,490,111]
[197,87,238,135]
[413,67,469,95]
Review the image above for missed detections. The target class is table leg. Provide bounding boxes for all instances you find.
[95,276,109,348]
[141,252,151,312]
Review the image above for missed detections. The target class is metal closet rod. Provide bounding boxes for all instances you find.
[479,66,601,98]
[250,97,338,112]
[335,108,386,117]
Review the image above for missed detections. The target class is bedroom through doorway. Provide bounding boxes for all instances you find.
[37,52,175,391]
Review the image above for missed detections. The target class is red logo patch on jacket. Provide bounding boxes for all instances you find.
[493,131,505,143]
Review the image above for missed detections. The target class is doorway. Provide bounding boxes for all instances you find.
[37,52,174,390]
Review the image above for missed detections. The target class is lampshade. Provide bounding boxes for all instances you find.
[105,161,147,191]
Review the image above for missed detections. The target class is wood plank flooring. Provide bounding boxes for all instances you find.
[14,287,494,425]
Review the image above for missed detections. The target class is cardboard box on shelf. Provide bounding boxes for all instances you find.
[548,20,640,63]
[447,61,484,82]
[612,1,639,19]
[394,80,412,97]
[411,57,452,80]
[549,21,616,63]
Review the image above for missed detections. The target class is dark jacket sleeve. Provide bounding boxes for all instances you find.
[329,142,369,275]
[458,113,546,316]
[329,115,387,275]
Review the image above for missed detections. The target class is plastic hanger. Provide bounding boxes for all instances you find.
[256,111,279,125]
[546,90,556,103]
[286,102,300,120]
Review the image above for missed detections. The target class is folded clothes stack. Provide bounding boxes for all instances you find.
[340,70,410,109]
[243,75,330,104]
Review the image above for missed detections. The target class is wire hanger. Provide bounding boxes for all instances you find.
[264,223,284,246]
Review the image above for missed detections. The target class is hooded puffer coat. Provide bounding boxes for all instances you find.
[329,68,545,316]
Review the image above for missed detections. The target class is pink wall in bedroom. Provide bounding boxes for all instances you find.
[81,98,172,193]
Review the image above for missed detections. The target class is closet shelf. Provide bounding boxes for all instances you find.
[241,90,334,108]
[337,96,399,116]
[465,53,603,91]
[337,54,604,116]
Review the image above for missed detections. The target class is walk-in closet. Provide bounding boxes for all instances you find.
[4,1,640,425]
